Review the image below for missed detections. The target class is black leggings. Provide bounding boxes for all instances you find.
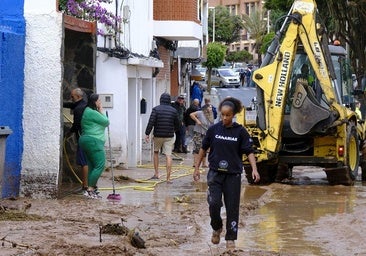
[207,170,241,241]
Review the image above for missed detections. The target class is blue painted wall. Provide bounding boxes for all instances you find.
[0,0,25,197]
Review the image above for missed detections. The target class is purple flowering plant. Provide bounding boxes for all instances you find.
[60,0,121,35]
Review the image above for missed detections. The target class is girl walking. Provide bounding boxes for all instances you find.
[193,97,260,249]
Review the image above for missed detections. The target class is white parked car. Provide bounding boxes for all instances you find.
[209,68,240,88]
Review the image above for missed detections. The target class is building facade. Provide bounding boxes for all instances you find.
[96,0,206,168]
[0,0,205,198]
[0,0,26,198]
[209,0,266,61]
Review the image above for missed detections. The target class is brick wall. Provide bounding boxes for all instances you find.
[208,0,221,7]
[170,61,179,97]
[154,0,199,23]
[156,45,171,81]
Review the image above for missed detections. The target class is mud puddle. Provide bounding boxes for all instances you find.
[3,158,366,255]
[236,166,366,256]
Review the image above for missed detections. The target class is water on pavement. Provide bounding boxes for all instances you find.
[88,152,366,255]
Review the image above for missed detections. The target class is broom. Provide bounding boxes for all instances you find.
[106,111,121,200]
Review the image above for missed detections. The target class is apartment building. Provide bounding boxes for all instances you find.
[209,0,266,61]
[154,0,207,98]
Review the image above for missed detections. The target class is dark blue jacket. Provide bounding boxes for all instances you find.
[145,93,179,138]
[191,83,203,106]
[64,99,87,138]
[202,121,254,174]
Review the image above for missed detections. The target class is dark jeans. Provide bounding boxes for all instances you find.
[207,169,241,241]
[174,124,186,150]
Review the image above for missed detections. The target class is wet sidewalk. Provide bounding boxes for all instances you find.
[90,150,205,204]
[92,88,220,202]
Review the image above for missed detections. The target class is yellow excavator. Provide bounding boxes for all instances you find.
[240,0,366,185]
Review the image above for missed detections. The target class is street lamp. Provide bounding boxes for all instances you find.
[208,7,215,42]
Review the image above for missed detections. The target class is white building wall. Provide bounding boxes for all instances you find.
[22,0,63,198]
[96,0,162,167]
[96,55,128,166]
[97,0,154,54]
[123,0,154,55]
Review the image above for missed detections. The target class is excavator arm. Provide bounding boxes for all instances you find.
[243,0,363,186]
[252,0,350,157]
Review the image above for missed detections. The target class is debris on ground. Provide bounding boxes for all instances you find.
[0,199,41,221]
[100,219,146,249]
[173,195,191,203]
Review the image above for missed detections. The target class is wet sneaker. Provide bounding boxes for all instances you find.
[211,228,222,244]
[226,240,235,250]
[92,192,102,199]
[93,187,100,195]
[84,190,102,199]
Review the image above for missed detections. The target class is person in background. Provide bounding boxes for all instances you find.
[239,69,246,87]
[145,93,179,183]
[290,63,316,102]
[79,93,110,199]
[63,88,88,192]
[172,95,187,153]
[245,65,252,87]
[190,104,215,168]
[191,81,203,107]
[183,98,200,154]
[203,97,218,121]
[355,101,362,120]
[193,97,260,250]
[296,63,315,87]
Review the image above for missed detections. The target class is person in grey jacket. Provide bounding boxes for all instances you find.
[145,93,179,183]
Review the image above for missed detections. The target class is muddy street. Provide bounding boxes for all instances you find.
[1,153,366,255]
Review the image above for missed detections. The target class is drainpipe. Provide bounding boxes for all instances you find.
[136,66,142,166]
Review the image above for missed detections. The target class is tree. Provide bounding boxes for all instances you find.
[225,50,252,63]
[264,0,291,11]
[208,6,244,45]
[260,31,275,54]
[242,10,268,65]
[325,1,366,86]
[203,42,227,94]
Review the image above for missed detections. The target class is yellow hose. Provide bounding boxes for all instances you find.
[63,135,83,184]
[62,113,202,193]
[99,166,201,191]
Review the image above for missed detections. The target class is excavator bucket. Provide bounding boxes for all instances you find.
[290,79,330,135]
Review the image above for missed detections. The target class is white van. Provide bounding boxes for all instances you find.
[209,68,240,88]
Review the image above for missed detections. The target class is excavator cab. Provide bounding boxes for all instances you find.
[280,44,356,156]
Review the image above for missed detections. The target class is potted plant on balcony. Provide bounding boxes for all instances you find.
[59,0,121,35]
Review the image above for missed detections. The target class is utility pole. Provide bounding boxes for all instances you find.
[209,7,215,42]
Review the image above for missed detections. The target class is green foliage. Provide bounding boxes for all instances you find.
[269,9,287,31]
[208,6,244,45]
[264,0,292,12]
[242,10,267,41]
[58,0,68,10]
[205,42,227,69]
[260,32,275,54]
[204,42,227,93]
[242,10,268,64]
[226,50,253,63]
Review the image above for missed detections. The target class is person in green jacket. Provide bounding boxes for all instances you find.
[79,93,110,199]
